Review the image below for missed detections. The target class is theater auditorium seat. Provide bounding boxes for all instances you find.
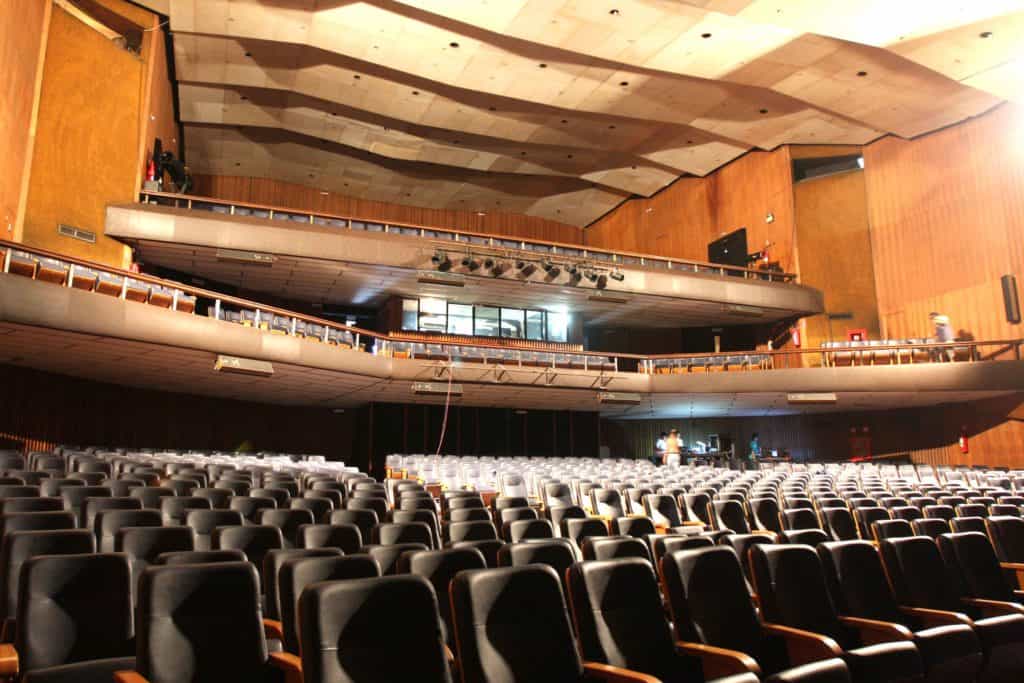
[749,544,924,683]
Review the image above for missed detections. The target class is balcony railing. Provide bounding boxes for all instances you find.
[3,240,1021,374]
[137,191,798,283]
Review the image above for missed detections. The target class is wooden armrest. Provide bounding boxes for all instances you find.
[0,644,17,677]
[838,616,914,645]
[1001,563,1024,589]
[761,623,843,666]
[751,530,778,539]
[962,598,1024,617]
[898,606,971,628]
[114,673,150,683]
[268,651,303,683]
[676,641,761,678]
[444,644,455,664]
[583,661,662,682]
[263,618,284,641]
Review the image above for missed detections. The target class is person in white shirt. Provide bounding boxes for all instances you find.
[663,430,682,467]
[654,432,667,465]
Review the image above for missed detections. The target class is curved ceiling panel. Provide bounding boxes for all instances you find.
[165,0,1016,226]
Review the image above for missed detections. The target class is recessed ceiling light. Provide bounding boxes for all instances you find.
[619,81,629,86]
[980,31,993,38]
[244,51,252,57]
[630,165,637,170]
[412,90,419,95]
[450,41,460,47]
[539,63,548,68]
[686,139,693,144]
[353,74,361,79]
[609,9,620,15]
[759,108,768,114]
[308,173,315,178]
[567,154,573,159]
[520,151,526,155]
[239,95,248,101]
[320,191,329,195]
[608,125,616,129]
[235,162,241,166]
[488,106,496,111]
[857,70,868,77]
[453,140,460,144]
[560,119,568,124]
[701,32,712,39]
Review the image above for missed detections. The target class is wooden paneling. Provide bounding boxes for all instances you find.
[585,148,797,272]
[0,363,359,466]
[191,174,585,246]
[0,1,49,242]
[603,392,1024,467]
[864,103,1024,343]
[21,3,145,267]
[794,170,880,353]
[139,23,179,190]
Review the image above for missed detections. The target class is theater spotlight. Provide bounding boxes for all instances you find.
[568,270,582,285]
[489,260,509,276]
[584,270,598,283]
[541,260,561,278]
[566,263,579,275]
[431,250,452,271]
[461,255,481,271]
[609,270,625,282]
[596,274,608,289]
[516,260,537,277]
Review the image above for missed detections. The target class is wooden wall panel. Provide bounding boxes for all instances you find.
[794,170,880,354]
[21,3,144,267]
[139,24,179,189]
[864,103,1024,343]
[191,174,585,245]
[0,1,49,242]
[585,148,797,271]
[0,363,359,466]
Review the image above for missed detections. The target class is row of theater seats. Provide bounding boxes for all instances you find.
[386,341,617,371]
[5,447,1024,682]
[207,307,359,348]
[821,339,972,365]
[647,354,771,373]
[4,248,196,312]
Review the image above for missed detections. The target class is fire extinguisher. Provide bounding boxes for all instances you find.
[959,426,969,454]
[790,326,801,348]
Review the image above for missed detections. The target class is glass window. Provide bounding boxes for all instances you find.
[547,311,569,342]
[500,308,525,338]
[447,303,473,335]
[474,306,500,337]
[526,310,545,341]
[419,298,447,333]
[401,299,418,331]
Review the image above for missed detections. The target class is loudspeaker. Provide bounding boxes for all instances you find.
[1002,275,1021,324]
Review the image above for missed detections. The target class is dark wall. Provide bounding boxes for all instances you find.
[0,364,361,466]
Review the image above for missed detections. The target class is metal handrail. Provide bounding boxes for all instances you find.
[137,191,798,283]
[3,239,1020,371]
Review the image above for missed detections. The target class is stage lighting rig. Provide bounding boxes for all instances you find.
[461,255,481,271]
[431,250,452,271]
[516,260,537,277]
[541,260,561,278]
[609,270,625,282]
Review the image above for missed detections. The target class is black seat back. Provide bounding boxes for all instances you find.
[582,536,651,562]
[16,553,133,672]
[937,531,1015,602]
[0,529,95,620]
[398,547,486,647]
[610,516,655,538]
[116,526,194,597]
[260,509,315,549]
[823,508,858,541]
[910,518,950,539]
[299,523,362,553]
[330,509,378,543]
[96,509,161,552]
[879,536,962,612]
[300,575,452,683]
[262,548,339,621]
[136,562,269,682]
[714,500,751,534]
[871,519,913,542]
[279,555,379,654]
[749,497,783,534]
[367,543,429,575]
[568,558,678,679]
[160,497,211,526]
[563,518,608,548]
[213,525,284,586]
[155,549,246,565]
[817,541,903,623]
[986,515,1024,562]
[186,509,244,551]
[451,565,583,683]
[0,511,75,537]
[448,520,498,543]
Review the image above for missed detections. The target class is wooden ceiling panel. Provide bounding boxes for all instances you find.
[163,0,1019,225]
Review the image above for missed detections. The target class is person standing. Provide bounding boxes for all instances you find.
[748,433,761,464]
[654,432,667,466]
[664,430,682,467]
[930,312,955,361]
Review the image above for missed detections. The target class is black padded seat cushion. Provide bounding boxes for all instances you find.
[20,656,136,683]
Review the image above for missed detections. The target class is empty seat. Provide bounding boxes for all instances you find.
[95,509,161,552]
[610,516,656,538]
[365,542,429,575]
[277,554,379,654]
[647,535,714,569]
[160,496,211,526]
[854,507,890,537]
[346,497,388,522]
[116,526,194,597]
[449,507,491,523]
[371,521,434,548]
[956,504,988,519]
[229,496,277,525]
[0,486,40,499]
[872,519,914,542]
[923,505,955,522]
[212,525,284,588]
[451,564,648,683]
[60,487,111,527]
[289,497,332,524]
[260,508,315,549]
[590,489,626,519]
[643,494,694,533]
[251,487,290,508]
[784,508,822,531]
[261,548,340,623]
[818,540,983,683]
[0,510,76,537]
[823,508,859,542]
[936,531,1024,606]
[128,487,174,510]
[568,556,768,683]
[13,553,135,682]
[986,516,1024,565]
[450,539,504,569]
[750,497,785,535]
[299,523,362,553]
[891,506,924,522]
[951,517,987,534]
[192,487,232,510]
[126,562,295,681]
[397,547,487,649]
[155,549,246,566]
[581,536,651,562]
[496,539,577,593]
[507,518,554,543]
[549,505,587,536]
[185,509,243,551]
[448,520,498,544]
[0,497,63,515]
[750,544,924,683]
[910,518,951,539]
[562,518,609,548]
[881,536,1024,683]
[84,497,143,534]
[714,500,753,534]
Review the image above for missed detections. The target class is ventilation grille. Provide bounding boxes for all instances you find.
[57,224,96,244]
